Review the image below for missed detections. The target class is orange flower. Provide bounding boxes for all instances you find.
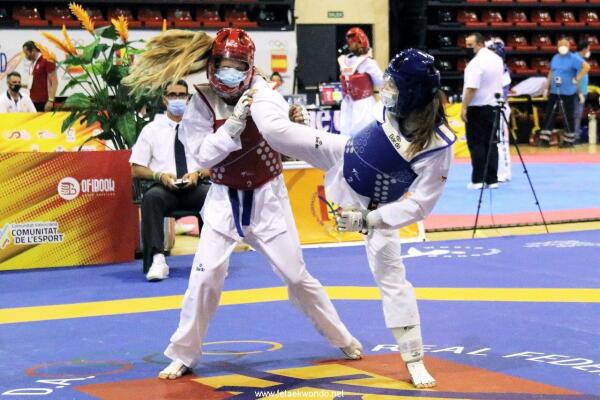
[62,25,77,56]
[162,19,167,32]
[42,32,72,56]
[111,15,129,42]
[35,42,57,64]
[69,2,94,34]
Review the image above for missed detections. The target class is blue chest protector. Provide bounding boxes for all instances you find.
[342,120,453,205]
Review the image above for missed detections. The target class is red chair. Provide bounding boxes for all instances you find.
[588,59,600,73]
[46,6,79,27]
[564,0,586,3]
[582,34,600,51]
[197,8,227,28]
[85,7,109,27]
[138,8,163,28]
[457,11,486,27]
[507,34,537,51]
[225,9,257,28]
[457,34,468,48]
[457,58,469,72]
[13,6,47,27]
[507,10,536,27]
[531,58,551,74]
[532,34,554,50]
[516,0,537,3]
[539,0,561,3]
[531,11,561,27]
[167,8,200,28]
[507,58,536,74]
[580,10,600,28]
[556,10,585,27]
[108,7,141,28]
[482,10,512,27]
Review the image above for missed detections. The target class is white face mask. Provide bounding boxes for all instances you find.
[558,46,569,55]
[381,75,399,114]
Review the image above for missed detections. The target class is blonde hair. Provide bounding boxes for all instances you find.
[124,30,214,93]
[402,90,450,157]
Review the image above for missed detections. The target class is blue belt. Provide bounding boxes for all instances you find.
[228,187,254,237]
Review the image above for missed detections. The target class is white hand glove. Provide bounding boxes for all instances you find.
[223,89,255,140]
[222,117,246,140]
[336,209,369,234]
[231,89,254,122]
[289,104,311,126]
[579,93,586,104]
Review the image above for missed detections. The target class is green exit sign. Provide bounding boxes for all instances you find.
[327,11,344,18]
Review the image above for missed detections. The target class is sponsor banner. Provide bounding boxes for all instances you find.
[0,29,297,97]
[0,151,137,270]
[282,163,423,244]
[0,112,103,152]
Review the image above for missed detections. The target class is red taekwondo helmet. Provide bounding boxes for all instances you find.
[208,28,256,99]
[345,27,370,52]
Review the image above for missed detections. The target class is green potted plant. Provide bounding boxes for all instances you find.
[35,2,160,150]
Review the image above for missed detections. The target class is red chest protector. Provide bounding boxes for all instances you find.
[338,55,374,101]
[195,84,283,190]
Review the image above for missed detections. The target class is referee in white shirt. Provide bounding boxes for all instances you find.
[130,80,210,281]
[0,72,37,113]
[461,33,504,189]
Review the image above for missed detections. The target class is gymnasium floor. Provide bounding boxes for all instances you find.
[1,145,599,400]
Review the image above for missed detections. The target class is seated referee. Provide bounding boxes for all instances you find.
[130,80,210,281]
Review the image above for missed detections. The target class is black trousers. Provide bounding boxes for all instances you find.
[466,105,498,185]
[33,102,46,112]
[141,182,210,273]
[540,93,576,134]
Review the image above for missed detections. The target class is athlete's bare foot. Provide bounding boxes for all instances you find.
[158,360,190,380]
[406,360,436,388]
[340,337,363,360]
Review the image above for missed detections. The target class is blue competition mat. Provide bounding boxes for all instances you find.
[1,230,599,399]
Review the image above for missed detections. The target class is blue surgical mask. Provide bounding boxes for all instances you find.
[215,67,246,88]
[167,99,187,116]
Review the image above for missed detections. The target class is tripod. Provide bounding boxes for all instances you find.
[472,94,549,238]
[539,79,575,147]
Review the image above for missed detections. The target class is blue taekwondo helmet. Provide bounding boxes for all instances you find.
[487,37,506,60]
[383,48,441,117]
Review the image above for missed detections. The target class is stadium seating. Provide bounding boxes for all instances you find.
[13,6,47,27]
[167,8,200,28]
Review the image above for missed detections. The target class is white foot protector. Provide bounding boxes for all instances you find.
[340,337,363,360]
[158,360,190,380]
[406,360,436,389]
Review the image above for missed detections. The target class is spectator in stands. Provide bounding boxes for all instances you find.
[539,39,590,147]
[129,80,211,281]
[0,72,36,113]
[269,71,283,92]
[574,41,591,142]
[461,32,504,189]
[22,41,58,112]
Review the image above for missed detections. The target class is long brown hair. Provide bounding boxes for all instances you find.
[123,30,214,94]
[401,90,450,158]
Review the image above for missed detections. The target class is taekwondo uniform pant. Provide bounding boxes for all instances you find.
[164,182,353,367]
[340,96,379,137]
[262,127,421,330]
[497,103,512,182]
